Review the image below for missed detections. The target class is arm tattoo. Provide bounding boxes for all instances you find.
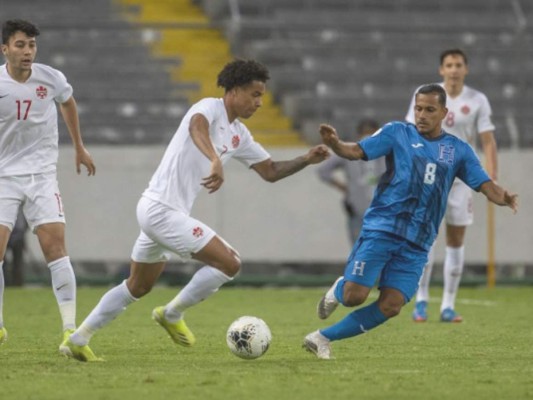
[270,156,308,181]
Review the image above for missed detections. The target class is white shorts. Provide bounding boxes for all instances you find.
[131,196,217,263]
[0,173,65,232]
[445,179,474,226]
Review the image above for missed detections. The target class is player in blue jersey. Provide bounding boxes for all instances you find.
[303,84,518,359]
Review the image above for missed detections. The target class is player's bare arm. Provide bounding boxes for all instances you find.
[189,113,224,193]
[479,130,498,181]
[319,124,364,160]
[251,145,329,182]
[59,96,96,176]
[479,181,518,213]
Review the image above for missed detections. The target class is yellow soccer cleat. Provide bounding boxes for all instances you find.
[0,327,7,345]
[58,328,75,354]
[152,306,196,347]
[59,330,103,362]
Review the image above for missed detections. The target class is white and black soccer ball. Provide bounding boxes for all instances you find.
[226,316,272,359]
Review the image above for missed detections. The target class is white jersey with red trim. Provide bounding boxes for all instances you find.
[0,63,73,177]
[405,83,495,148]
[143,97,271,214]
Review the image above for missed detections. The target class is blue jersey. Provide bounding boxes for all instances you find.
[358,121,490,250]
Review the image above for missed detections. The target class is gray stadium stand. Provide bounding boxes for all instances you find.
[2,0,190,144]
[200,0,532,148]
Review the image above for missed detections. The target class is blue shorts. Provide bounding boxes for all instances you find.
[343,230,428,302]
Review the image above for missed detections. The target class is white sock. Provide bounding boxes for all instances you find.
[48,256,77,331]
[441,246,465,312]
[416,244,435,303]
[0,261,4,328]
[164,266,233,322]
[70,280,137,346]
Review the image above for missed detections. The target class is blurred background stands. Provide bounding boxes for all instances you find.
[200,0,532,148]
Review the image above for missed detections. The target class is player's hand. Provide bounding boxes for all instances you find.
[305,145,330,164]
[202,158,224,193]
[504,191,519,214]
[76,146,96,176]
[319,124,340,148]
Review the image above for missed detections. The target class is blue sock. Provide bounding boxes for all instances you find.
[334,278,346,304]
[320,301,388,341]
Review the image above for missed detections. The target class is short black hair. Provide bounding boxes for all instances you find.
[217,59,270,92]
[2,19,40,44]
[440,48,468,65]
[416,84,447,107]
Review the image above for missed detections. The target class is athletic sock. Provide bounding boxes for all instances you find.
[0,261,4,328]
[333,277,346,304]
[416,244,435,303]
[70,280,137,346]
[48,256,77,331]
[164,266,233,322]
[320,301,388,341]
[441,246,465,311]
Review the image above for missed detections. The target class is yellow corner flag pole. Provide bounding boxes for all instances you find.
[487,200,496,288]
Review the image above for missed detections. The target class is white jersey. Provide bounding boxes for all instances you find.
[143,97,271,214]
[0,63,73,177]
[405,83,495,148]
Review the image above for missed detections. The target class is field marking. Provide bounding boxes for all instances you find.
[447,298,497,307]
[365,292,497,306]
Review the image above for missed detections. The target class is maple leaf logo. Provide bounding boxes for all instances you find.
[192,227,204,238]
[36,85,48,99]
[232,135,240,148]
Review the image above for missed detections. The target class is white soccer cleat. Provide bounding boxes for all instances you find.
[317,276,343,319]
[303,330,333,360]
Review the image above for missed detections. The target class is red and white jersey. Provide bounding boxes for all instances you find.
[0,63,73,177]
[405,83,495,148]
[143,97,271,214]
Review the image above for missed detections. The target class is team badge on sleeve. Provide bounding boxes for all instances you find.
[232,135,240,148]
[192,226,204,238]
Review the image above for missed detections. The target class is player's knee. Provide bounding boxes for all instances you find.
[378,296,404,318]
[380,302,403,318]
[342,290,367,307]
[127,280,154,298]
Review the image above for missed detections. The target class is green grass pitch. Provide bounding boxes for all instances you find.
[1,286,532,400]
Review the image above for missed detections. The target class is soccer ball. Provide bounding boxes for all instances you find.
[226,316,272,359]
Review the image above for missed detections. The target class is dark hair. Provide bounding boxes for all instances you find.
[2,19,40,44]
[416,84,447,107]
[440,48,468,65]
[217,59,270,92]
[356,118,380,136]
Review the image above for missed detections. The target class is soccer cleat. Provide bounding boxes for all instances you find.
[59,337,104,362]
[0,327,7,345]
[152,306,196,347]
[317,276,343,320]
[59,329,76,354]
[303,330,333,360]
[440,308,463,323]
[412,300,428,322]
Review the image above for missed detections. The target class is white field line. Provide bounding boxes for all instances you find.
[365,292,497,306]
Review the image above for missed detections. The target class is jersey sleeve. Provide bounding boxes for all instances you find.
[476,93,496,133]
[358,122,396,161]
[52,69,73,103]
[456,142,491,191]
[233,124,271,167]
[190,98,219,126]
